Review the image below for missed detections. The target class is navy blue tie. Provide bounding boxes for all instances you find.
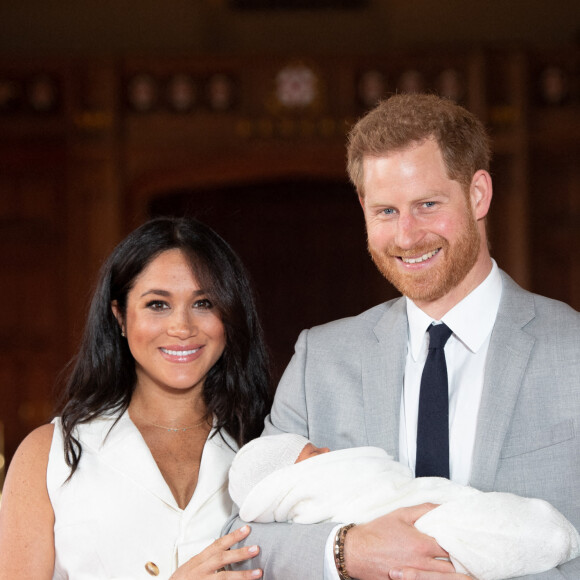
[416,323,453,478]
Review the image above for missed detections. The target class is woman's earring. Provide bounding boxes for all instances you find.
[121,328,126,337]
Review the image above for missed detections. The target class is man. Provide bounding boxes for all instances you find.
[228,93,580,579]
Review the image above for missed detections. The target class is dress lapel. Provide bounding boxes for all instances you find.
[81,412,182,510]
[362,298,408,457]
[470,273,536,491]
[184,430,236,516]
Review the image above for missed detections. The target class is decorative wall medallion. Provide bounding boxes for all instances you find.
[27,74,59,113]
[274,62,320,110]
[205,73,237,111]
[436,68,464,103]
[0,78,21,113]
[167,74,197,113]
[127,73,159,112]
[397,69,426,94]
[540,66,568,105]
[357,70,387,108]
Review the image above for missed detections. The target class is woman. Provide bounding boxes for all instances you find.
[0,217,272,579]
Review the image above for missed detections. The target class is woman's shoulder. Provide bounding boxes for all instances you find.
[13,423,55,460]
[0,424,56,576]
[6,423,55,483]
[0,425,55,532]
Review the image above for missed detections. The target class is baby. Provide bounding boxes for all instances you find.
[229,434,580,580]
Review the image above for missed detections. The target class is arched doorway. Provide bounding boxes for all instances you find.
[148,177,396,382]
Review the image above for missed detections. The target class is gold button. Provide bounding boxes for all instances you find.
[145,562,159,576]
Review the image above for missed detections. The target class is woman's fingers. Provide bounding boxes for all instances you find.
[170,526,262,579]
[211,527,262,577]
[217,567,262,579]
[219,542,260,568]
[212,525,253,551]
[208,525,261,567]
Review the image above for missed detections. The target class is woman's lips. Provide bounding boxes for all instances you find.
[159,346,203,361]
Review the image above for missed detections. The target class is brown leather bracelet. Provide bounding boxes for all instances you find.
[333,523,356,580]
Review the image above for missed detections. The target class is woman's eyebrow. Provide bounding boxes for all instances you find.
[140,289,170,298]
[139,289,207,298]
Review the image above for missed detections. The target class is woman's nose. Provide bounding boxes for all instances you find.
[168,310,197,338]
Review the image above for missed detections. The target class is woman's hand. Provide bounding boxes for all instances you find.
[169,525,262,579]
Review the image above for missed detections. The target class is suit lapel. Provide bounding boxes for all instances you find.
[362,298,408,458]
[470,273,536,490]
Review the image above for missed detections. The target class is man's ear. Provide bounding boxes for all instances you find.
[111,300,125,335]
[470,169,493,221]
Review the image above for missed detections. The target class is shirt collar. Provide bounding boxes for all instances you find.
[406,260,503,361]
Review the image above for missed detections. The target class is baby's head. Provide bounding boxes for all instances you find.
[229,433,330,508]
[296,441,331,463]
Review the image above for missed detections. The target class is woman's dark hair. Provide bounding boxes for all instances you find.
[56,216,272,475]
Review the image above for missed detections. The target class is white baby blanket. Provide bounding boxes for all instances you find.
[231,446,580,580]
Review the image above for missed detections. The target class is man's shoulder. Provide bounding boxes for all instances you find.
[306,297,404,340]
[502,271,580,319]
[499,270,580,331]
[531,292,580,317]
[527,293,580,339]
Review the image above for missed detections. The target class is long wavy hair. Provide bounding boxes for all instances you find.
[56,217,272,476]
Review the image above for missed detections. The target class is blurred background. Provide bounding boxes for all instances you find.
[1,0,579,484]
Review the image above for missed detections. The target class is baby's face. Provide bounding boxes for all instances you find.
[295,443,331,463]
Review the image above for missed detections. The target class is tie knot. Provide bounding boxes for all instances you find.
[427,323,453,349]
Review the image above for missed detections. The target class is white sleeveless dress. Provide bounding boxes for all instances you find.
[47,411,236,579]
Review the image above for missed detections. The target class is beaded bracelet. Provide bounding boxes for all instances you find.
[333,523,356,580]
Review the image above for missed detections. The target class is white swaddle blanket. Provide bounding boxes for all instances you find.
[230,446,580,580]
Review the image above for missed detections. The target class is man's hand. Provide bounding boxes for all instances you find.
[389,569,471,580]
[344,504,458,580]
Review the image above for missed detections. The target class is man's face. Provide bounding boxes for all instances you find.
[359,139,486,312]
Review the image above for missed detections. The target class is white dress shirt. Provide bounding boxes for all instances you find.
[400,259,502,485]
[324,260,503,579]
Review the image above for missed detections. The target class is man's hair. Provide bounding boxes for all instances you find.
[347,93,492,195]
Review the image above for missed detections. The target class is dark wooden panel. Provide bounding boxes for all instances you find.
[149,179,396,381]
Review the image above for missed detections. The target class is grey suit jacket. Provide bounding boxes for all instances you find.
[229,271,580,579]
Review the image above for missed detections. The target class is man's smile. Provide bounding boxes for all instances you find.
[399,248,441,264]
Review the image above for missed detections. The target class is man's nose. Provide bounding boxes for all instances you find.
[395,213,424,249]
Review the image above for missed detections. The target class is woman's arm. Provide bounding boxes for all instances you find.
[0,423,56,579]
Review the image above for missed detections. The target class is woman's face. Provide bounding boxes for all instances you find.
[113,248,226,394]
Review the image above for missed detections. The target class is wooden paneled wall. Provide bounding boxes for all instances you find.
[0,47,578,475]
